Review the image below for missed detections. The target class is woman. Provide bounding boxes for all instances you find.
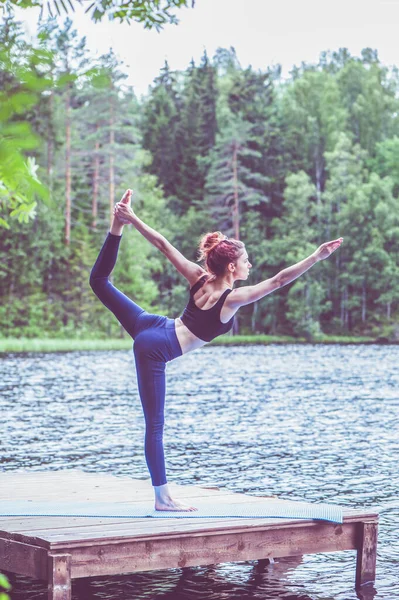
[90,189,343,511]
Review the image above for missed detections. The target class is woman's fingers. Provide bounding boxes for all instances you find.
[316,238,343,261]
[114,203,132,224]
[115,202,128,213]
[328,239,343,254]
[327,238,343,249]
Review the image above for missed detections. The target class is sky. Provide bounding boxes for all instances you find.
[18,0,399,98]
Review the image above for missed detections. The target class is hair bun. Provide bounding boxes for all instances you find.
[200,231,228,256]
[196,230,244,276]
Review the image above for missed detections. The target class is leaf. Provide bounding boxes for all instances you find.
[0,574,11,590]
[58,0,69,14]
[53,0,61,16]
[0,218,10,230]
[56,73,78,87]
[9,201,37,220]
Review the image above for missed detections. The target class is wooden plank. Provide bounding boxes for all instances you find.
[0,484,238,502]
[0,536,47,579]
[0,505,374,533]
[0,471,182,488]
[0,511,304,535]
[11,507,373,536]
[67,521,358,579]
[0,489,254,502]
[0,517,319,548]
[0,494,286,536]
[0,516,140,531]
[0,511,377,548]
[0,478,224,490]
[9,519,359,552]
[48,553,71,600]
[0,506,375,536]
[356,522,378,587]
[0,470,239,496]
[0,493,295,521]
[0,494,327,535]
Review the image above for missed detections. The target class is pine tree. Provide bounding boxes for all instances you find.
[202,118,267,237]
[225,65,284,226]
[176,52,218,206]
[39,19,90,245]
[141,61,182,198]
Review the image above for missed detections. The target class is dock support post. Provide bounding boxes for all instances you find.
[48,553,72,600]
[257,557,274,568]
[355,522,378,589]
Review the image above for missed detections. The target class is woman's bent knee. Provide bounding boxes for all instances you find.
[89,274,107,296]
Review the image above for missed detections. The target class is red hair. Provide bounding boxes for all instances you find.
[197,231,245,276]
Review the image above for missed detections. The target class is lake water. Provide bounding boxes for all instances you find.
[0,344,398,599]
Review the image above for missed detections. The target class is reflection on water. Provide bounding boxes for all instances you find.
[1,344,398,600]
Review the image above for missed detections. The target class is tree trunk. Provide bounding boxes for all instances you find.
[109,94,115,227]
[47,91,54,187]
[251,301,258,333]
[92,126,100,229]
[361,281,366,323]
[387,301,391,320]
[314,147,323,226]
[65,85,71,246]
[306,281,311,322]
[340,286,348,329]
[345,288,349,330]
[232,141,240,241]
[231,140,240,336]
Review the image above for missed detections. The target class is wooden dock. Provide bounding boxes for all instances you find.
[0,470,378,600]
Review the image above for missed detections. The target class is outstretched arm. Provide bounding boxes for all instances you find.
[114,199,204,285]
[115,200,165,250]
[229,238,343,309]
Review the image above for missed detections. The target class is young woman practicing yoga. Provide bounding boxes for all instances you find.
[90,189,343,511]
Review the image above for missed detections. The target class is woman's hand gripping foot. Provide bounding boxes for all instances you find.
[114,189,134,225]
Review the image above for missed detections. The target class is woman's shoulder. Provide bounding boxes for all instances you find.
[190,271,209,291]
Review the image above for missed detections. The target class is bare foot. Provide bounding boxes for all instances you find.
[155,497,198,512]
[120,188,132,206]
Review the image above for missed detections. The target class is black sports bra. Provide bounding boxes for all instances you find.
[180,275,235,342]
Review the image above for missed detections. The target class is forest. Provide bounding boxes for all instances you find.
[1,17,399,341]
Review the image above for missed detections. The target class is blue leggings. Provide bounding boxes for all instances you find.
[89,233,183,486]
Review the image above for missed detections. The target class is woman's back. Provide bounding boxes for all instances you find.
[179,274,236,343]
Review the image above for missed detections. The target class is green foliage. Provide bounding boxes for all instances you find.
[0,572,11,600]
[0,334,379,352]
[0,19,51,229]
[373,136,399,197]
[4,0,195,29]
[0,13,398,340]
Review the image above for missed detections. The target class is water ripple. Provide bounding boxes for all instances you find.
[0,344,397,599]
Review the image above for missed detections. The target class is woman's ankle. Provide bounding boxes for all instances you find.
[109,218,124,236]
[154,482,170,499]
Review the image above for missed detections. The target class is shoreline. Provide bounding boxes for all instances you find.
[0,335,396,353]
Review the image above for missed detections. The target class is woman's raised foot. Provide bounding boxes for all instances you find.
[114,189,133,224]
[120,188,132,206]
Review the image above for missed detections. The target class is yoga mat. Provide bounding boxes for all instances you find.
[0,499,343,523]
